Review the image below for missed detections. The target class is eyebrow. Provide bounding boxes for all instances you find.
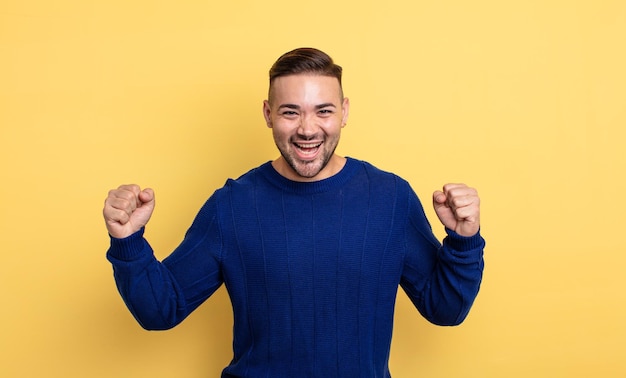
[277,103,337,110]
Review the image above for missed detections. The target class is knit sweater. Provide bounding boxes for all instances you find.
[107,157,485,377]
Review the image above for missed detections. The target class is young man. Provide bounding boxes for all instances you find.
[103,48,485,377]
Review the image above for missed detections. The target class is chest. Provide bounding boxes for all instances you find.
[219,189,406,297]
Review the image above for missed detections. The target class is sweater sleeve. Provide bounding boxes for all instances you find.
[400,189,485,326]
[106,195,224,330]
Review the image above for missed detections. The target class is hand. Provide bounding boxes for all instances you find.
[433,183,480,237]
[103,184,155,239]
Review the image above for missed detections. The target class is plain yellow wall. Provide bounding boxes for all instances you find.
[1,0,625,377]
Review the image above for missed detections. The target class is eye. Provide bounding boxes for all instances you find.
[318,109,334,116]
[281,110,299,117]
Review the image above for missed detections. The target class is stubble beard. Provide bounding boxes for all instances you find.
[280,139,338,179]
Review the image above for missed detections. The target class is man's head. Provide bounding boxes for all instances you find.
[264,48,349,182]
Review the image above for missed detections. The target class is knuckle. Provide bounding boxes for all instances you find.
[449,196,461,207]
[119,189,138,203]
[117,197,130,208]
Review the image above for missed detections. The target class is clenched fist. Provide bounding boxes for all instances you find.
[433,184,480,237]
[103,184,155,239]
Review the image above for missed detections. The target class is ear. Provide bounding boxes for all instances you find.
[263,100,272,128]
[341,97,350,127]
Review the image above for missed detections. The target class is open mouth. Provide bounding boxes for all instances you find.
[293,141,322,158]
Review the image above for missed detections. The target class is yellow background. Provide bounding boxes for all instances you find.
[1,0,625,377]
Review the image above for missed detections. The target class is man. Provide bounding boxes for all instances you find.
[103,47,485,377]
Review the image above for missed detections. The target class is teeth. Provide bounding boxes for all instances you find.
[295,142,321,148]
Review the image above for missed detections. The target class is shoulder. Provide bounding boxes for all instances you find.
[348,157,412,190]
[198,163,271,208]
[215,162,272,192]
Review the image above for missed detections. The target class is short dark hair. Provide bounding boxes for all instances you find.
[268,47,343,99]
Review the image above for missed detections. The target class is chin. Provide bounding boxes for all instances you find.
[294,163,324,178]
[288,157,328,179]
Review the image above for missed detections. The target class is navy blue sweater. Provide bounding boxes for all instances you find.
[107,158,485,377]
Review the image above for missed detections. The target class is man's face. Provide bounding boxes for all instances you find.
[263,74,349,182]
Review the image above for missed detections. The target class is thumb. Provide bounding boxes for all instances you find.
[138,188,155,206]
[130,188,155,227]
[432,189,456,230]
[432,190,447,209]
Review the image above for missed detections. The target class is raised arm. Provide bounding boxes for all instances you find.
[103,185,223,330]
[401,184,485,326]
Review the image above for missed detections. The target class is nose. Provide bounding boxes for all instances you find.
[298,113,319,138]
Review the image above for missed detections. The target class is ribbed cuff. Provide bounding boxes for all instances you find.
[107,227,150,262]
[443,228,485,253]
